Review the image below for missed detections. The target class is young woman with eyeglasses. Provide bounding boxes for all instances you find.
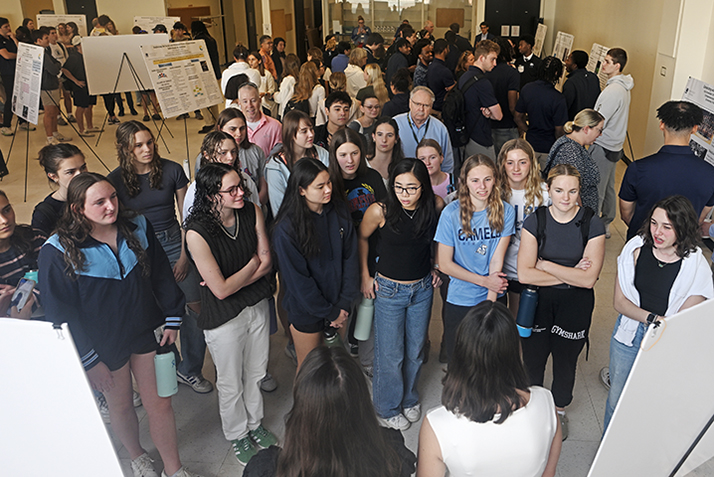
[359,158,444,431]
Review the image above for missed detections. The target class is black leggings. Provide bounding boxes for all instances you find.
[521,286,594,408]
[102,92,134,116]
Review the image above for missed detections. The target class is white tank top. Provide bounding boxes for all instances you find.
[427,386,557,477]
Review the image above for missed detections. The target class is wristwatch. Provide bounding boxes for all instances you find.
[646,313,657,325]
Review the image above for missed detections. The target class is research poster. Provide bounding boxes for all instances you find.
[533,23,547,57]
[12,43,43,125]
[141,40,223,118]
[682,77,714,167]
[586,43,611,90]
[36,14,88,36]
[553,32,574,62]
[133,16,181,34]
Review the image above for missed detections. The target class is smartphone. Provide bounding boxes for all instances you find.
[10,278,35,312]
[154,324,166,344]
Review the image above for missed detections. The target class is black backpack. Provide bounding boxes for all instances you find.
[534,206,594,255]
[282,98,310,119]
[441,74,479,147]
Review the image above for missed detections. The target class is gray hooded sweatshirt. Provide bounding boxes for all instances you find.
[593,74,635,152]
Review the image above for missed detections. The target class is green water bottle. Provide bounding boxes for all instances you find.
[154,346,178,397]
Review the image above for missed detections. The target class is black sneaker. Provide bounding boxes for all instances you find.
[198,125,214,134]
[349,342,359,357]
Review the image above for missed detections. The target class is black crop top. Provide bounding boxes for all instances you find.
[376,209,436,281]
[634,245,681,316]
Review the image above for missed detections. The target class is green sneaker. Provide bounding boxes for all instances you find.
[249,425,278,449]
[231,436,257,466]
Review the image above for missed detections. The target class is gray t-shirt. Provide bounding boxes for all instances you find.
[523,206,604,287]
[108,158,189,232]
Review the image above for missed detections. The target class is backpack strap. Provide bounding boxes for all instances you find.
[460,74,479,95]
[578,207,595,249]
[534,206,547,255]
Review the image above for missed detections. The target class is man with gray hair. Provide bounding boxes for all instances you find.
[237,82,282,157]
[394,86,454,173]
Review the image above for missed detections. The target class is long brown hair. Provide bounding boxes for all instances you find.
[458,154,505,234]
[275,110,317,169]
[499,139,545,215]
[276,347,403,477]
[293,61,319,102]
[115,121,163,197]
[55,173,149,278]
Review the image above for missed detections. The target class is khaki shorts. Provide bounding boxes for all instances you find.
[40,89,61,108]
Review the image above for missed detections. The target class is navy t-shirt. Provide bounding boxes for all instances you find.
[619,145,714,240]
[515,80,568,153]
[486,62,520,129]
[426,58,455,111]
[460,66,498,147]
[0,35,17,75]
[108,158,189,232]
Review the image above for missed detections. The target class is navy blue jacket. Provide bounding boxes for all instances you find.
[272,202,360,328]
[39,215,185,370]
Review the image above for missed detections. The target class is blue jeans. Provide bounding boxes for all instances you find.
[373,274,433,419]
[155,222,207,377]
[604,314,645,432]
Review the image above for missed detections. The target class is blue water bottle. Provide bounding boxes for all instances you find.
[516,287,539,338]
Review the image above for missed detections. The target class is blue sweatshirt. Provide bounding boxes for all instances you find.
[272,202,360,327]
[39,215,185,370]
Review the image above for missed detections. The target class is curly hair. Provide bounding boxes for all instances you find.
[185,163,244,236]
[458,155,505,235]
[639,195,703,259]
[115,121,163,197]
[55,173,149,278]
[499,139,545,216]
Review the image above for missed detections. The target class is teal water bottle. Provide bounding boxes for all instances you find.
[154,346,178,397]
[353,297,374,341]
[23,270,38,283]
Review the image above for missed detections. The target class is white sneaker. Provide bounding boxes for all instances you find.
[131,453,158,477]
[260,373,278,392]
[380,413,410,431]
[53,132,73,142]
[404,403,422,423]
[46,136,59,145]
[161,466,203,477]
[133,390,142,407]
[0,127,13,136]
[605,224,612,239]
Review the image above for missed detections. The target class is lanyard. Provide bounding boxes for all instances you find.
[407,115,430,145]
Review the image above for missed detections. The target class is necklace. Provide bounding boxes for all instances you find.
[652,247,678,268]
[403,208,417,219]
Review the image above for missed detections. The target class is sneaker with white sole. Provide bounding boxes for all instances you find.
[558,412,569,441]
[260,373,277,392]
[380,413,410,431]
[249,424,279,449]
[131,453,158,477]
[176,371,213,394]
[46,137,59,145]
[160,467,203,477]
[96,393,110,423]
[53,132,72,142]
[67,114,77,123]
[404,403,421,423]
[600,367,611,390]
[231,436,258,466]
[57,116,67,126]
[0,127,13,136]
[19,122,36,131]
[133,390,142,407]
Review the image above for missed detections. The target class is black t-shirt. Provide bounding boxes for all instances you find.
[426,58,455,111]
[460,66,498,147]
[313,124,331,150]
[515,80,568,153]
[0,34,17,75]
[486,62,520,129]
[634,245,681,316]
[343,168,387,225]
[32,193,65,237]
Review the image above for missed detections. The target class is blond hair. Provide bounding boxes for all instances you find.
[458,155,505,235]
[498,139,545,216]
[364,63,389,105]
[564,108,604,134]
[349,47,367,66]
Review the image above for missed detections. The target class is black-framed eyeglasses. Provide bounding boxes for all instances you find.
[394,184,422,195]
[219,185,243,197]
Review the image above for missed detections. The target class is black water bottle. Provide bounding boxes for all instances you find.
[516,287,539,338]
[324,320,343,348]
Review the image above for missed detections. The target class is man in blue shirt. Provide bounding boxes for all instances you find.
[331,42,351,73]
[394,86,454,173]
[620,101,714,240]
[412,39,432,88]
[460,40,502,161]
[426,39,455,112]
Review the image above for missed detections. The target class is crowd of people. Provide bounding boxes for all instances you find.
[2,14,714,477]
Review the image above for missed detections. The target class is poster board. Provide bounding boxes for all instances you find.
[553,31,574,62]
[588,300,714,476]
[533,23,547,57]
[12,43,43,125]
[134,16,181,34]
[586,43,611,90]
[140,40,223,118]
[0,320,123,476]
[36,14,88,37]
[81,34,169,96]
[682,77,714,167]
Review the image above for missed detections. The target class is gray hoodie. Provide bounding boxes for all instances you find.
[593,74,634,151]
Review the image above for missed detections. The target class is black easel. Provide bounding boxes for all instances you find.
[669,412,714,476]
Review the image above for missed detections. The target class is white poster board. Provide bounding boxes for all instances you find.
[553,31,574,62]
[134,16,181,34]
[81,34,169,96]
[682,77,714,167]
[533,23,547,57]
[588,300,714,476]
[586,43,611,90]
[141,40,223,118]
[36,14,88,37]
[501,25,510,37]
[12,43,43,124]
[0,320,123,476]
[511,25,521,37]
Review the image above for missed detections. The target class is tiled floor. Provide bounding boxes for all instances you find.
[1,107,710,476]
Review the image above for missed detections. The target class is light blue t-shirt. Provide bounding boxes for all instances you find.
[435,200,515,306]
